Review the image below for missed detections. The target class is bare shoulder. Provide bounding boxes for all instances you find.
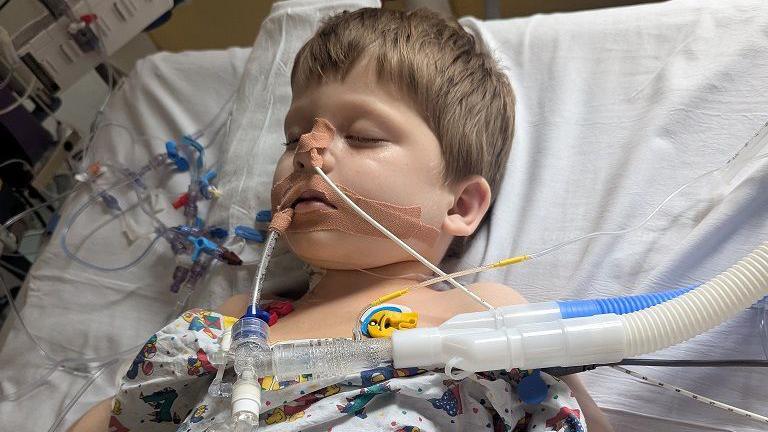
[216,293,250,318]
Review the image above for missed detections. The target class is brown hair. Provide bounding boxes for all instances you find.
[291,8,515,252]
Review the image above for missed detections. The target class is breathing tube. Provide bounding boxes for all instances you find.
[217,241,768,398]
[216,118,768,431]
[391,241,768,375]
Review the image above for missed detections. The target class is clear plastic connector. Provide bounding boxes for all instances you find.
[271,337,393,380]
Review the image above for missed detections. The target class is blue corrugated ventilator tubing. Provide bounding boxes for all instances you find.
[557,285,698,319]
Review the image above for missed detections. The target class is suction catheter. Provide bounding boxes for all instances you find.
[213,120,768,432]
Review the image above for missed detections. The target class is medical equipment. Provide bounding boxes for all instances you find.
[212,120,768,431]
[3,4,754,430]
[0,0,176,211]
[0,78,239,415]
[3,0,172,95]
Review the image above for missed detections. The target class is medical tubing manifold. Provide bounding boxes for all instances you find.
[228,309,393,430]
[393,242,768,373]
[229,241,768,388]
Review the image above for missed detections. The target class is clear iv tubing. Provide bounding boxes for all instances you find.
[102,159,169,230]
[409,155,768,292]
[60,169,166,272]
[760,298,768,361]
[189,91,236,144]
[0,73,36,116]
[0,61,15,91]
[313,166,493,310]
[45,359,119,432]
[0,255,190,403]
[2,186,83,229]
[0,273,145,403]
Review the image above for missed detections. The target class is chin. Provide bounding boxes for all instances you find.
[283,230,424,270]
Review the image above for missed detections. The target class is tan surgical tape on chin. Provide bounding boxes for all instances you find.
[270,172,440,246]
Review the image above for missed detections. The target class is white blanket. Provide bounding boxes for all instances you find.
[1,0,767,431]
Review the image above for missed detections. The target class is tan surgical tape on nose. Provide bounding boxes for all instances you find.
[297,118,334,168]
[270,172,440,246]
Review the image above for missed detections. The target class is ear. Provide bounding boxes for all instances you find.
[441,175,492,237]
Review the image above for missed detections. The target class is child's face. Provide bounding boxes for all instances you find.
[274,60,459,270]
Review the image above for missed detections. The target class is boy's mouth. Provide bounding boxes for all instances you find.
[291,189,338,213]
[270,173,439,245]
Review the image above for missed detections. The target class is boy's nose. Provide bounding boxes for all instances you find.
[293,118,335,172]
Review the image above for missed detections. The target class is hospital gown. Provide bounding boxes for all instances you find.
[110,309,587,432]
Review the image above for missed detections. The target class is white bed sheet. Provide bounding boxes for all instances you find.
[454,1,768,431]
[1,0,767,431]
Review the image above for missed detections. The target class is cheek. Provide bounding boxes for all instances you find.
[273,154,293,184]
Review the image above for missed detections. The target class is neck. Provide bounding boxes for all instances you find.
[299,260,435,307]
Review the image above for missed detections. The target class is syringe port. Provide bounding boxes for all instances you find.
[231,370,261,432]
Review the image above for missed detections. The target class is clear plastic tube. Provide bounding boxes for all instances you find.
[313,166,492,309]
[0,73,35,116]
[528,166,723,260]
[46,359,119,432]
[270,337,393,380]
[250,230,278,311]
[189,91,236,145]
[0,158,32,171]
[103,156,170,231]
[0,61,15,91]
[406,152,768,293]
[60,174,164,272]
[60,215,163,272]
[612,365,768,425]
[760,298,768,361]
[0,273,144,402]
[2,185,82,229]
[0,274,56,363]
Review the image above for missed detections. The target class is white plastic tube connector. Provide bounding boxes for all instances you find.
[440,301,561,330]
[232,370,261,432]
[394,242,768,373]
[393,314,626,373]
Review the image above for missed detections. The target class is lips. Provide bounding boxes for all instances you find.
[290,188,337,213]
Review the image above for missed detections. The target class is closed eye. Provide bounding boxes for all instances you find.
[345,135,384,146]
[282,137,299,147]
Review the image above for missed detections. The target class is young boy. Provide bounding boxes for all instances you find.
[71,8,613,432]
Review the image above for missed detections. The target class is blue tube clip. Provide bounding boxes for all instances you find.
[256,210,272,223]
[180,136,205,171]
[208,227,228,239]
[165,141,189,172]
[234,226,265,243]
[199,169,218,199]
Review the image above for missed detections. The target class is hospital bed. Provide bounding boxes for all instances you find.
[1,0,767,430]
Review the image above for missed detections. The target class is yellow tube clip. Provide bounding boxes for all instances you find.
[491,255,531,268]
